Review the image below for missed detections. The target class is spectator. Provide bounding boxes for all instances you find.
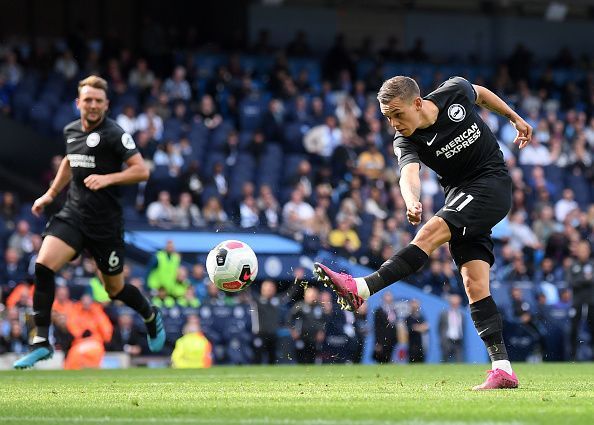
[0,50,22,87]
[508,211,542,252]
[439,294,464,363]
[357,137,385,181]
[52,284,73,316]
[128,58,156,95]
[202,196,229,227]
[532,205,563,247]
[303,115,342,160]
[64,294,113,370]
[239,195,260,229]
[189,264,209,303]
[554,188,578,223]
[518,135,551,166]
[137,103,164,141]
[373,291,398,363]
[105,310,145,356]
[252,280,282,365]
[146,191,176,228]
[287,160,314,200]
[163,65,191,101]
[0,321,28,354]
[567,240,594,361]
[7,219,34,258]
[0,247,27,297]
[171,317,212,368]
[281,188,315,240]
[328,217,361,254]
[288,286,325,364]
[257,185,280,230]
[116,104,138,135]
[406,299,429,363]
[173,192,203,228]
[1,191,19,231]
[147,240,181,295]
[54,50,79,80]
[207,162,228,198]
[196,94,223,130]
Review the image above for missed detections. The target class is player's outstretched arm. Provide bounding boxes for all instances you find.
[84,153,149,191]
[472,84,532,149]
[399,162,422,225]
[32,156,72,217]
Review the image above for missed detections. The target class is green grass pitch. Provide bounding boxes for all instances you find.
[1,363,593,424]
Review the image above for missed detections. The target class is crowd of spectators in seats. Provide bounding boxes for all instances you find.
[1,30,594,364]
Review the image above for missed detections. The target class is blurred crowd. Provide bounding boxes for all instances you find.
[1,29,594,366]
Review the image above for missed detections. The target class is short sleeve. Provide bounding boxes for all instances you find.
[393,135,421,171]
[109,127,139,162]
[425,76,476,110]
[451,76,477,103]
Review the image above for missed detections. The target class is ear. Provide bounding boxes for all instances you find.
[75,98,80,110]
[414,97,423,110]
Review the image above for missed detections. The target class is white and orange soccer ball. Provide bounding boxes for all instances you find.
[206,240,258,292]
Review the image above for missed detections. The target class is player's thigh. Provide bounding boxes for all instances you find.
[38,218,83,271]
[85,234,125,278]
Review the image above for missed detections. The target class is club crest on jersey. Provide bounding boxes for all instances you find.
[447,104,466,122]
[121,133,136,149]
[86,132,100,147]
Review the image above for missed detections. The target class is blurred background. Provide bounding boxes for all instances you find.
[0,0,593,369]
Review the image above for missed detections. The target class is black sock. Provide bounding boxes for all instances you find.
[364,244,428,295]
[33,263,56,341]
[111,284,153,320]
[470,296,509,361]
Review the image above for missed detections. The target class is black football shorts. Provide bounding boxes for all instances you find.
[43,216,125,275]
[435,171,512,268]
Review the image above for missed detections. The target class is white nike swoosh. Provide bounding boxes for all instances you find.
[443,208,457,212]
[427,134,438,146]
[478,328,489,336]
[66,138,76,143]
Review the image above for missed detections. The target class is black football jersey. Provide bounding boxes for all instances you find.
[56,117,139,235]
[393,76,506,191]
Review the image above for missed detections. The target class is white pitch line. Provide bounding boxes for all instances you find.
[0,417,526,425]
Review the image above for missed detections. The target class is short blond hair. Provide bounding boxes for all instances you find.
[78,75,108,95]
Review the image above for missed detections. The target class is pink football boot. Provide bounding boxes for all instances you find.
[313,262,364,311]
[473,369,519,390]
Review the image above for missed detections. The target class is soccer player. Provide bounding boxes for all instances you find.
[314,76,532,390]
[14,75,165,369]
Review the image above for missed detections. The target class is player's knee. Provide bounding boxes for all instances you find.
[462,277,489,300]
[412,217,450,253]
[104,280,124,298]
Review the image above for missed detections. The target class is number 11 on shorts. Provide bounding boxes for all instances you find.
[447,192,474,211]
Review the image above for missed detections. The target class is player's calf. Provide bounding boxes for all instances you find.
[470,295,517,389]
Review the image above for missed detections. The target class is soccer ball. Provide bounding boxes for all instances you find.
[206,240,258,292]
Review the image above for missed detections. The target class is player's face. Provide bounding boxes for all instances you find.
[76,86,109,128]
[380,96,422,137]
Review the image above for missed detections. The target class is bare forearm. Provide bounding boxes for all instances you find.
[47,158,72,197]
[400,170,421,208]
[473,85,520,122]
[107,163,149,186]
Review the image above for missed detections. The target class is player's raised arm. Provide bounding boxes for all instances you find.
[84,152,149,191]
[399,162,422,225]
[32,156,72,217]
[472,84,532,149]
